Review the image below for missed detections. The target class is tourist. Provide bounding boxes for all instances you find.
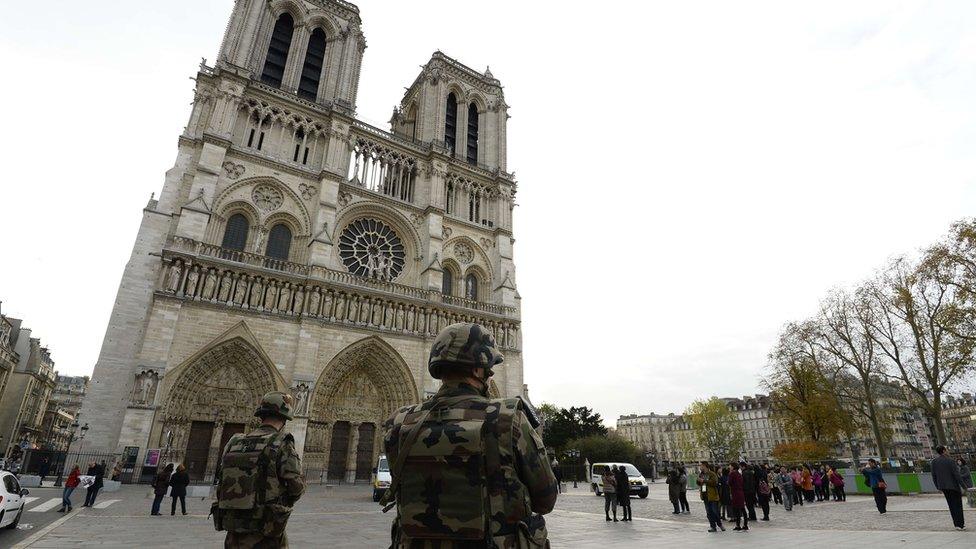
[801,465,815,502]
[791,467,804,506]
[741,462,757,521]
[770,466,782,505]
[719,466,732,520]
[57,465,81,512]
[828,466,846,501]
[678,465,690,514]
[667,468,682,514]
[699,461,725,532]
[932,445,965,530]
[777,466,794,511]
[820,465,831,501]
[169,463,190,516]
[82,460,105,507]
[38,457,50,487]
[812,467,823,501]
[862,459,887,514]
[151,463,173,516]
[615,464,632,521]
[728,462,748,531]
[602,467,618,522]
[958,458,973,490]
[757,470,771,521]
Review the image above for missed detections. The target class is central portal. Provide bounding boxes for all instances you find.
[303,336,418,483]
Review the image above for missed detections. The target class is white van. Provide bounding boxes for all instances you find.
[372,454,392,502]
[590,462,649,498]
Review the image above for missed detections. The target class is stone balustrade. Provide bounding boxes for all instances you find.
[159,238,521,350]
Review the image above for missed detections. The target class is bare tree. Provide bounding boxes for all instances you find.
[863,256,976,446]
[813,289,890,458]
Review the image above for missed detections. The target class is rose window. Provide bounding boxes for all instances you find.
[252,184,283,211]
[338,218,406,281]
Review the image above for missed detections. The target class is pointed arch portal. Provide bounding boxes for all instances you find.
[303,336,418,483]
[157,323,285,481]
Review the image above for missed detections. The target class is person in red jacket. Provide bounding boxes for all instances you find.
[728,462,749,531]
[58,465,81,512]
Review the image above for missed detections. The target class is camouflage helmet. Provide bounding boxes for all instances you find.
[254,391,294,420]
[428,322,504,379]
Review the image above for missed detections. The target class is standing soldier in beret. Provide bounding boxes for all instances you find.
[213,391,305,548]
[383,322,558,548]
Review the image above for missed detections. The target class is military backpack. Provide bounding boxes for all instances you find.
[212,429,290,534]
[386,394,538,546]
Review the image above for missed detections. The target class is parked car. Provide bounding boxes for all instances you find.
[590,462,649,498]
[0,470,29,530]
[372,454,392,502]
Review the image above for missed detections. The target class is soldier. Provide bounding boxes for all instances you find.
[213,391,305,548]
[383,322,558,548]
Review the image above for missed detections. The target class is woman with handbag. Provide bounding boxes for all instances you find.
[150,463,173,516]
[862,459,887,514]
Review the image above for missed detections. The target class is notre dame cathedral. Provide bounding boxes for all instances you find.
[80,0,522,483]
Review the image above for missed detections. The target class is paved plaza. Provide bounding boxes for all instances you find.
[3,483,974,548]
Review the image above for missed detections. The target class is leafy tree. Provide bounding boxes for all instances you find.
[684,397,744,463]
[770,441,830,464]
[765,323,851,445]
[565,434,640,466]
[540,405,608,452]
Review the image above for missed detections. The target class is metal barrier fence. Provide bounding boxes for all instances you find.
[19,449,159,485]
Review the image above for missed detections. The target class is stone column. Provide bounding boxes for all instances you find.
[206,420,225,481]
[372,425,383,465]
[320,422,333,484]
[345,422,361,483]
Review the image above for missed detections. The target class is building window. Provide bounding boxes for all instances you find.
[465,273,479,301]
[338,218,406,280]
[265,224,292,260]
[298,28,327,100]
[466,103,479,164]
[221,214,249,251]
[261,13,295,88]
[445,92,457,154]
[442,269,453,296]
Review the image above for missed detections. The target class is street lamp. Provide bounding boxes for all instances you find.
[566,449,580,488]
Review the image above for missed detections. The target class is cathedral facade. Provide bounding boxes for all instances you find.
[80,0,522,483]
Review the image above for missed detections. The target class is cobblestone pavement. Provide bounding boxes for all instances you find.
[5,483,974,548]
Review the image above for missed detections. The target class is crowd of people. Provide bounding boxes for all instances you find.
[692,459,864,532]
[607,450,974,533]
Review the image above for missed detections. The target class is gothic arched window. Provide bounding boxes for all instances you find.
[261,13,295,88]
[465,273,479,301]
[265,224,292,260]
[444,92,458,154]
[298,28,327,100]
[221,214,249,251]
[466,103,479,164]
[442,269,454,296]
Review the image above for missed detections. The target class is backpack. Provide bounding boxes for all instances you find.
[387,394,519,545]
[213,429,288,534]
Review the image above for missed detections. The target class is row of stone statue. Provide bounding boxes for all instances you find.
[162,258,520,348]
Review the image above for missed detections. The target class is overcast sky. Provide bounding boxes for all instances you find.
[2,1,975,424]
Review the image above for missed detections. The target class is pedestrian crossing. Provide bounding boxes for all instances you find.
[28,498,62,512]
[24,497,121,512]
[93,499,120,509]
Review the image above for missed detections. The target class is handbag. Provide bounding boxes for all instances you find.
[877,480,887,490]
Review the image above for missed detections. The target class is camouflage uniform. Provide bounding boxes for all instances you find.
[216,392,305,549]
[383,323,558,548]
